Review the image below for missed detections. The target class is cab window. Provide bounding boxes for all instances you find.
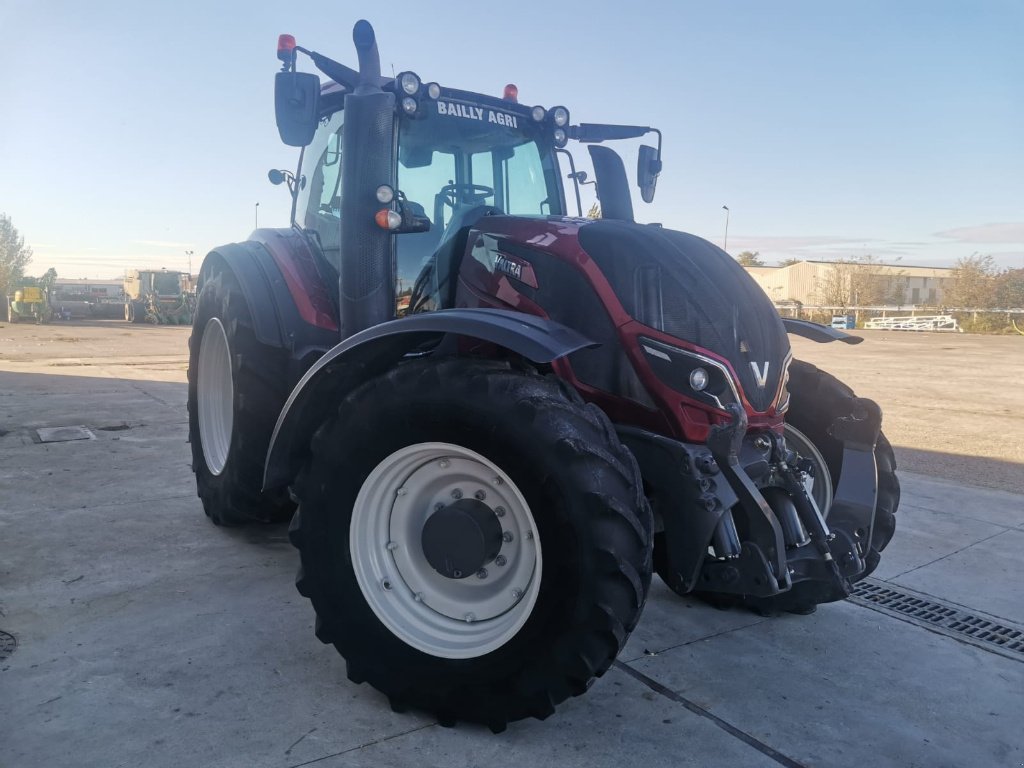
[295,110,345,268]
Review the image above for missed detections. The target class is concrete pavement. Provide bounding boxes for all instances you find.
[1,324,1022,767]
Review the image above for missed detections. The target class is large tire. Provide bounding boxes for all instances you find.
[785,359,899,578]
[187,261,293,525]
[289,358,653,731]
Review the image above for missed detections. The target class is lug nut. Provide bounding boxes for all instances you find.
[464,612,476,623]
[511,589,522,601]
[438,459,450,469]
[495,555,507,567]
[475,490,486,500]
[493,476,504,485]
[396,487,407,497]
[502,531,513,543]
[495,506,506,517]
[476,568,488,579]
[382,578,392,591]
[434,502,445,512]
[525,531,534,540]
[413,592,423,602]
[451,488,463,499]
[452,569,463,578]
[386,541,399,551]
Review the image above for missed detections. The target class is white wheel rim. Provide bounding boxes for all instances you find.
[784,424,834,514]
[350,442,542,660]
[197,317,234,476]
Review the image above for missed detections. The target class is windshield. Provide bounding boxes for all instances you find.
[395,98,563,305]
[152,273,181,295]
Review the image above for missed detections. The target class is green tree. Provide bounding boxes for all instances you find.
[992,267,1024,309]
[779,258,801,267]
[735,250,763,267]
[945,254,997,308]
[39,267,58,295]
[0,213,33,299]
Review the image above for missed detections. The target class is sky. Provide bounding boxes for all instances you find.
[0,0,1021,278]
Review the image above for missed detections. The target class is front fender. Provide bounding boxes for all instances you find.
[262,308,595,490]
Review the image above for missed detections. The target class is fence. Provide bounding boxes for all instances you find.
[776,305,1024,334]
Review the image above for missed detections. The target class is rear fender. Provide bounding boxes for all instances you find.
[198,238,338,377]
[262,308,595,490]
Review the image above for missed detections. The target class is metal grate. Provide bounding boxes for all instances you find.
[36,425,95,443]
[851,580,1024,661]
[0,630,16,662]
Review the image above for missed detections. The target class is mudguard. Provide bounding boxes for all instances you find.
[781,317,862,344]
[262,308,595,490]
[200,242,285,348]
[199,238,339,377]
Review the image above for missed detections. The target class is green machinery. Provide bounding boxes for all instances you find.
[123,269,195,325]
[6,286,52,324]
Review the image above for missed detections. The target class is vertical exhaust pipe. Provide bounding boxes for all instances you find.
[352,20,382,93]
[338,20,396,339]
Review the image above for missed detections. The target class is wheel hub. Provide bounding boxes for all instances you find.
[349,442,542,659]
[196,317,234,476]
[421,499,503,579]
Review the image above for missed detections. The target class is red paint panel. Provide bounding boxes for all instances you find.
[452,216,786,442]
[251,228,338,332]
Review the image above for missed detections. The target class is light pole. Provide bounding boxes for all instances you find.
[255,202,260,230]
[185,249,194,276]
[721,205,730,252]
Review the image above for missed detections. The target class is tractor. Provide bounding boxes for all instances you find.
[188,21,899,731]
[6,285,52,324]
[124,269,194,324]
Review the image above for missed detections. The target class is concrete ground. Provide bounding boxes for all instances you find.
[1,321,1022,768]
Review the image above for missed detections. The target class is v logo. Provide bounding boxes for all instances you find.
[750,361,770,388]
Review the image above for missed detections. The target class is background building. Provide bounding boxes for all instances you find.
[744,260,955,307]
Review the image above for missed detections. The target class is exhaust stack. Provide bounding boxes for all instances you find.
[337,20,396,339]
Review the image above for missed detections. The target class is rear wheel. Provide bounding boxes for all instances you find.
[290,358,652,730]
[187,261,293,525]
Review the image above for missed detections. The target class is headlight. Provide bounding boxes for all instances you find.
[551,106,569,127]
[375,185,395,204]
[401,96,418,115]
[531,105,546,122]
[425,82,441,100]
[689,368,709,391]
[640,337,740,412]
[553,127,568,147]
[397,71,421,95]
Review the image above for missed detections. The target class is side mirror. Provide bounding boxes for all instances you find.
[275,71,321,147]
[637,145,662,203]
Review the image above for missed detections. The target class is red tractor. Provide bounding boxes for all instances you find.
[188,21,898,731]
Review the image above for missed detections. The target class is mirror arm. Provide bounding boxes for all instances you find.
[293,45,359,91]
[555,148,583,217]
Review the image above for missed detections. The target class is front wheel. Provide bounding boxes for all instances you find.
[289,358,652,730]
[785,359,899,578]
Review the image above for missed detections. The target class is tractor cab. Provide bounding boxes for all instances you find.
[275,30,661,332]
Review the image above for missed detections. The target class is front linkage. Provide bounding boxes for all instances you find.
[623,397,883,614]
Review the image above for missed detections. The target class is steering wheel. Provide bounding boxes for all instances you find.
[438,183,495,210]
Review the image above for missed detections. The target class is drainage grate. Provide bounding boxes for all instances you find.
[36,425,95,443]
[0,630,16,662]
[851,579,1024,661]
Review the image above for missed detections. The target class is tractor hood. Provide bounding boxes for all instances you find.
[577,220,790,412]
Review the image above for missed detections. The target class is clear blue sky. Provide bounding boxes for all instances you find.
[1,0,1021,278]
